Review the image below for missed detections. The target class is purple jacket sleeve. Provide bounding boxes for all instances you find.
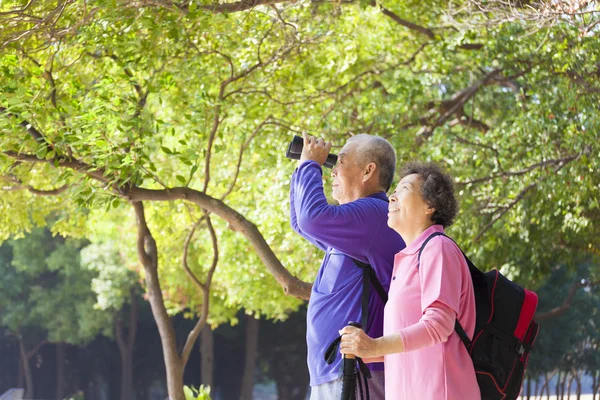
[290,168,328,251]
[290,160,382,259]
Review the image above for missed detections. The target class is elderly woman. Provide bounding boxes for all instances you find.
[340,162,480,400]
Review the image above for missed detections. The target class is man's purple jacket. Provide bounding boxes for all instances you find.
[290,160,405,386]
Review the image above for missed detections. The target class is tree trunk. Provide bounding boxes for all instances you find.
[56,343,65,400]
[116,289,138,400]
[526,376,531,400]
[200,326,214,389]
[562,371,569,399]
[17,354,24,389]
[540,371,554,400]
[17,338,34,399]
[534,376,539,398]
[574,370,581,400]
[239,315,259,400]
[133,201,185,400]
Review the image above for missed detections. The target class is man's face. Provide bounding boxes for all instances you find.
[331,142,364,204]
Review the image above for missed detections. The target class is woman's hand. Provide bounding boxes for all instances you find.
[339,326,380,359]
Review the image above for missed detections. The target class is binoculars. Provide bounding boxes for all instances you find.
[285,135,338,169]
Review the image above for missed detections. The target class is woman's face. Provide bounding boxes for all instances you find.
[387,173,433,233]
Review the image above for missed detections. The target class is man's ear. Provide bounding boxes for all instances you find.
[362,162,377,183]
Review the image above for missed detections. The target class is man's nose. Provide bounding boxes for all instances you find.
[331,166,337,177]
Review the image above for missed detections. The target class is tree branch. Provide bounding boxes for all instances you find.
[132,201,182,365]
[3,134,311,301]
[2,151,110,185]
[181,214,219,366]
[25,339,48,360]
[415,69,502,145]
[536,279,600,321]
[376,2,435,39]
[194,0,292,14]
[473,156,576,242]
[474,181,538,243]
[127,187,312,300]
[0,107,53,149]
[1,173,69,195]
[182,217,208,293]
[458,153,579,186]
[221,117,271,201]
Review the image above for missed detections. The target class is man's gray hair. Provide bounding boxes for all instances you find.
[347,134,396,192]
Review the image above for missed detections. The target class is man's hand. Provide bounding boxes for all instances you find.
[299,133,332,166]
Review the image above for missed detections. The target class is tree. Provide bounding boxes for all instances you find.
[80,240,142,400]
[0,229,113,398]
[2,1,599,398]
[527,261,600,397]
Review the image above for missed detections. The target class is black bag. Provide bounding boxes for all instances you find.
[419,232,540,400]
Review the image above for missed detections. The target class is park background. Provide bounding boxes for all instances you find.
[0,0,599,399]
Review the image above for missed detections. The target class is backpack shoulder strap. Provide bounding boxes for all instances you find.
[353,259,387,330]
[416,231,474,347]
[417,232,446,267]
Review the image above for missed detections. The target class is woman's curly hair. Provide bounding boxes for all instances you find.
[399,162,459,227]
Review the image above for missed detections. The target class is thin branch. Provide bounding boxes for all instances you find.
[196,0,292,14]
[25,339,48,359]
[1,181,69,196]
[536,279,600,321]
[182,217,208,292]
[474,181,538,243]
[0,107,53,149]
[458,153,579,186]
[181,213,219,366]
[416,69,502,145]
[473,156,576,242]
[221,117,271,200]
[2,151,110,184]
[376,2,435,39]
[1,173,70,195]
[0,0,37,16]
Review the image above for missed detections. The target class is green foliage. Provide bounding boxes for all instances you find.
[0,0,598,329]
[528,262,599,376]
[183,385,211,400]
[0,228,114,344]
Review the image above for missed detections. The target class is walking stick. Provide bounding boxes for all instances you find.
[340,321,362,400]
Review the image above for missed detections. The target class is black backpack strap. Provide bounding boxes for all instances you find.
[417,232,446,267]
[353,259,387,330]
[454,320,472,348]
[417,231,474,348]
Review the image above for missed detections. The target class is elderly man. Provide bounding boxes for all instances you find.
[290,133,405,399]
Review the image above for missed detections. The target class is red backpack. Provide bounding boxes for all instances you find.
[419,232,540,400]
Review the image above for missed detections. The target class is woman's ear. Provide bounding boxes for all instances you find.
[425,206,435,216]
